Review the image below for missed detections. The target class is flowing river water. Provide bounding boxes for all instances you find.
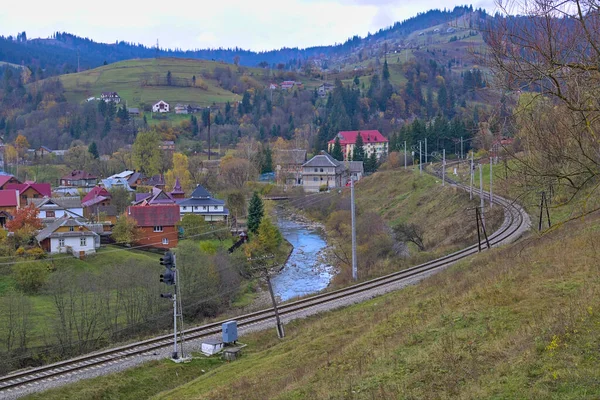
[271,214,336,302]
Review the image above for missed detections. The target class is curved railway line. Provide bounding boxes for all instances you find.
[0,174,530,397]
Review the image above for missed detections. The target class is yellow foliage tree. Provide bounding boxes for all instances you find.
[165,152,192,193]
[4,145,18,165]
[14,134,29,159]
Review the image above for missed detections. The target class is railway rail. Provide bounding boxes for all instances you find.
[0,174,529,397]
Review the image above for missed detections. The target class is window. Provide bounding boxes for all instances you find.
[313,177,318,182]
[320,177,324,181]
[182,206,187,210]
[162,238,169,245]
[320,168,324,172]
[213,206,218,210]
[314,168,318,172]
[194,206,198,210]
[69,226,74,232]
[46,211,55,218]
[153,226,163,232]
[80,237,86,247]
[58,238,65,247]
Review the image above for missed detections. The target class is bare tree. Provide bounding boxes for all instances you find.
[393,223,426,251]
[483,0,600,213]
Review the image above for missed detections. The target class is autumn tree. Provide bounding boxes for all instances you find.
[65,145,93,170]
[7,205,43,247]
[164,152,192,193]
[244,216,283,258]
[220,155,252,189]
[483,0,600,214]
[14,134,29,160]
[111,214,141,245]
[132,130,161,176]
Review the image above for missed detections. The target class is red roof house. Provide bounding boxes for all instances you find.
[5,183,52,206]
[0,189,20,228]
[327,130,389,161]
[82,186,111,206]
[127,204,180,249]
[0,175,21,190]
[60,170,98,187]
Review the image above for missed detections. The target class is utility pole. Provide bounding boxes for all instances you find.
[425,138,428,164]
[479,164,485,229]
[351,177,357,281]
[460,136,463,160]
[469,152,473,200]
[404,141,407,170]
[442,149,446,187]
[206,107,211,161]
[419,141,422,175]
[248,255,284,338]
[489,157,493,208]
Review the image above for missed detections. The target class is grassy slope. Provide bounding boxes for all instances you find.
[0,246,159,344]
[32,205,600,399]
[58,58,251,106]
[355,168,503,256]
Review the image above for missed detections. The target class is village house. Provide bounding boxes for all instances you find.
[327,130,389,161]
[101,177,134,192]
[317,82,335,97]
[29,197,84,222]
[174,104,189,114]
[178,184,229,222]
[0,189,19,227]
[82,186,117,223]
[161,141,175,152]
[6,183,52,206]
[101,92,121,103]
[36,216,100,257]
[152,100,170,113]
[301,151,347,193]
[127,204,180,249]
[60,170,98,187]
[0,174,21,190]
[34,146,54,159]
[274,149,307,186]
[128,108,140,116]
[280,81,303,90]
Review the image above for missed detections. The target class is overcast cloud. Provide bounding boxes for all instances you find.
[0,0,496,52]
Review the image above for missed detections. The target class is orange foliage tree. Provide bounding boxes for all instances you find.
[7,205,43,247]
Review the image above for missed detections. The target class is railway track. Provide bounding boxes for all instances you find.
[0,177,529,397]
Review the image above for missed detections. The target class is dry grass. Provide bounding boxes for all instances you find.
[146,213,600,400]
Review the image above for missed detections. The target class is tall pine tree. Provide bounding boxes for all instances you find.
[247,192,264,234]
[331,136,343,161]
[353,132,365,161]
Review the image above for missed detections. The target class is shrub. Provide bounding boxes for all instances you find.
[12,262,50,294]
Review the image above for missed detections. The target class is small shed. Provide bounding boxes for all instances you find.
[201,339,223,356]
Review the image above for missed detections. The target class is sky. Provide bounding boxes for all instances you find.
[1,0,496,52]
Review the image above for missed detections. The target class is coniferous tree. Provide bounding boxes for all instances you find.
[382,59,390,81]
[331,136,343,161]
[247,192,264,234]
[88,142,99,159]
[368,151,378,173]
[261,146,273,174]
[353,132,365,161]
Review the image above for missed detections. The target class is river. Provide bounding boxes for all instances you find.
[271,215,336,302]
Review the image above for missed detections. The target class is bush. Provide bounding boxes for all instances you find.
[12,262,50,294]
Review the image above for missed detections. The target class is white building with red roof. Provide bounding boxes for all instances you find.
[327,130,388,161]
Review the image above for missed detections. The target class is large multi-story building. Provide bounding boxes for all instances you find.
[327,130,388,161]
